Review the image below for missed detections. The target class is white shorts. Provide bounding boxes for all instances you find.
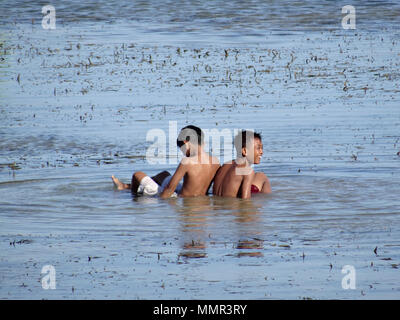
[137,175,182,197]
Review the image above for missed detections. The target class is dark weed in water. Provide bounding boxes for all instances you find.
[10,239,33,246]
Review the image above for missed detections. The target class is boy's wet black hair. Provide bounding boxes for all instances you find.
[234,130,262,155]
[177,125,204,148]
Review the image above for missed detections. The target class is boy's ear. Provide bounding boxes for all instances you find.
[184,141,191,155]
[241,147,247,157]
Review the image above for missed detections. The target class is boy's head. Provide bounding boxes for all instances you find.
[234,130,263,164]
[177,125,204,156]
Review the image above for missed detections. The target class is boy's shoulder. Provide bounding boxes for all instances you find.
[180,153,220,166]
[222,160,235,167]
[179,156,202,166]
[224,160,254,177]
[179,157,193,166]
[210,155,220,166]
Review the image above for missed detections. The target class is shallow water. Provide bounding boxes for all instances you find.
[1,0,400,299]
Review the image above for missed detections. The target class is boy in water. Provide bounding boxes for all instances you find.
[213,130,271,199]
[112,125,220,199]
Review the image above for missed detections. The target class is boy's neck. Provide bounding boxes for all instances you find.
[235,157,252,167]
[187,146,208,162]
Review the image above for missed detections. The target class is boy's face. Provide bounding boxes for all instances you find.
[243,138,263,164]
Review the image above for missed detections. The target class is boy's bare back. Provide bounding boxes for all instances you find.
[161,153,220,198]
[213,161,255,198]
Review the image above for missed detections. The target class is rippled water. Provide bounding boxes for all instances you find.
[1,0,400,299]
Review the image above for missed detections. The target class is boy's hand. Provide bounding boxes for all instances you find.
[160,161,187,199]
[240,169,255,199]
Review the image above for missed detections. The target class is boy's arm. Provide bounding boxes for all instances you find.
[211,165,222,195]
[262,175,272,194]
[240,170,255,199]
[160,161,188,199]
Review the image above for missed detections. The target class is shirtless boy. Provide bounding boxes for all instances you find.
[112,125,220,199]
[213,130,271,199]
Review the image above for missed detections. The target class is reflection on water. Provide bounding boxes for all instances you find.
[176,197,211,259]
[173,196,264,259]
